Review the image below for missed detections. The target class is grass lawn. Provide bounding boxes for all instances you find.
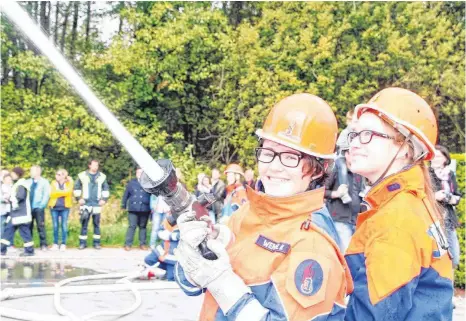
[12,200,155,248]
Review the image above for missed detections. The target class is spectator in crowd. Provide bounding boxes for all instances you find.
[143,216,180,281]
[1,174,15,251]
[1,167,34,256]
[175,168,187,189]
[0,169,10,182]
[28,165,50,251]
[122,168,151,251]
[210,168,225,221]
[194,173,206,198]
[74,159,109,250]
[324,140,364,252]
[194,174,216,223]
[48,169,73,251]
[201,176,212,193]
[149,195,170,248]
[334,110,356,205]
[431,145,462,269]
[335,109,354,152]
[244,169,256,189]
[202,175,217,223]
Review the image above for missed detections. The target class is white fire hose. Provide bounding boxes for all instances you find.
[0,3,183,319]
[0,267,181,321]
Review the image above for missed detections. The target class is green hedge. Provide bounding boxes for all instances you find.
[451,153,465,288]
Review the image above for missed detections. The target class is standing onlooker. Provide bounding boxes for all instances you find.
[194,174,216,223]
[210,168,225,221]
[244,169,256,189]
[200,176,212,194]
[1,167,34,256]
[122,168,151,251]
[149,195,170,248]
[74,159,109,250]
[1,174,14,248]
[335,109,354,152]
[48,169,73,251]
[334,110,355,204]
[431,145,462,269]
[28,165,50,251]
[0,169,10,182]
[193,173,206,198]
[324,142,364,253]
[175,168,187,189]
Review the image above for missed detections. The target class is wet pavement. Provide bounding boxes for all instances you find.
[1,260,99,289]
[0,248,203,320]
[0,248,464,320]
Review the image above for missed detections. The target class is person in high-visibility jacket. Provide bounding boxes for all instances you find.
[174,94,353,321]
[74,159,109,250]
[345,88,454,321]
[1,167,34,256]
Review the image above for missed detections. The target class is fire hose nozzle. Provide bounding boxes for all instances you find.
[139,159,217,260]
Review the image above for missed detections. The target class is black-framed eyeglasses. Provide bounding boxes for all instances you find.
[347,130,395,145]
[255,147,303,168]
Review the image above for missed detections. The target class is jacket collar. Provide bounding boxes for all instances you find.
[364,164,425,210]
[246,185,325,224]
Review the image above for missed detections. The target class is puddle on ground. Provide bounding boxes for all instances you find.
[0,260,99,288]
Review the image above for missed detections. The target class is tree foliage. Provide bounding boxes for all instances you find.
[1,2,464,186]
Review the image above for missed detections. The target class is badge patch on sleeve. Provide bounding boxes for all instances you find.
[387,183,401,192]
[294,259,324,296]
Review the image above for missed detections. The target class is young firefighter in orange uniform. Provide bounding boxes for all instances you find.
[345,88,454,321]
[221,164,248,223]
[174,94,353,321]
[143,217,180,281]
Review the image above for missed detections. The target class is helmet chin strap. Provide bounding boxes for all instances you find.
[372,133,413,186]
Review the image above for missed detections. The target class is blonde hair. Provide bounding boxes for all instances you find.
[56,169,69,181]
[385,120,445,227]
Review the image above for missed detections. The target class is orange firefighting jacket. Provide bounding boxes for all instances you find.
[177,186,353,321]
[345,165,454,321]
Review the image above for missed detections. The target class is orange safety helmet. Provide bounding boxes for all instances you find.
[255,93,338,159]
[224,163,244,176]
[355,87,438,161]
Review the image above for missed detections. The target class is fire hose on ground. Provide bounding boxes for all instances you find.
[0,266,182,321]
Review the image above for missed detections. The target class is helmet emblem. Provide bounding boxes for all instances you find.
[284,121,296,136]
[278,113,305,143]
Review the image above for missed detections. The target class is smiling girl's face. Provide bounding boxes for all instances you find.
[258,139,313,197]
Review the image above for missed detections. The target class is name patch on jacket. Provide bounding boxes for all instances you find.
[255,235,290,254]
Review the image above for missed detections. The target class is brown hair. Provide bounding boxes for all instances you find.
[302,155,331,187]
[88,159,99,166]
[11,167,25,178]
[435,145,451,166]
